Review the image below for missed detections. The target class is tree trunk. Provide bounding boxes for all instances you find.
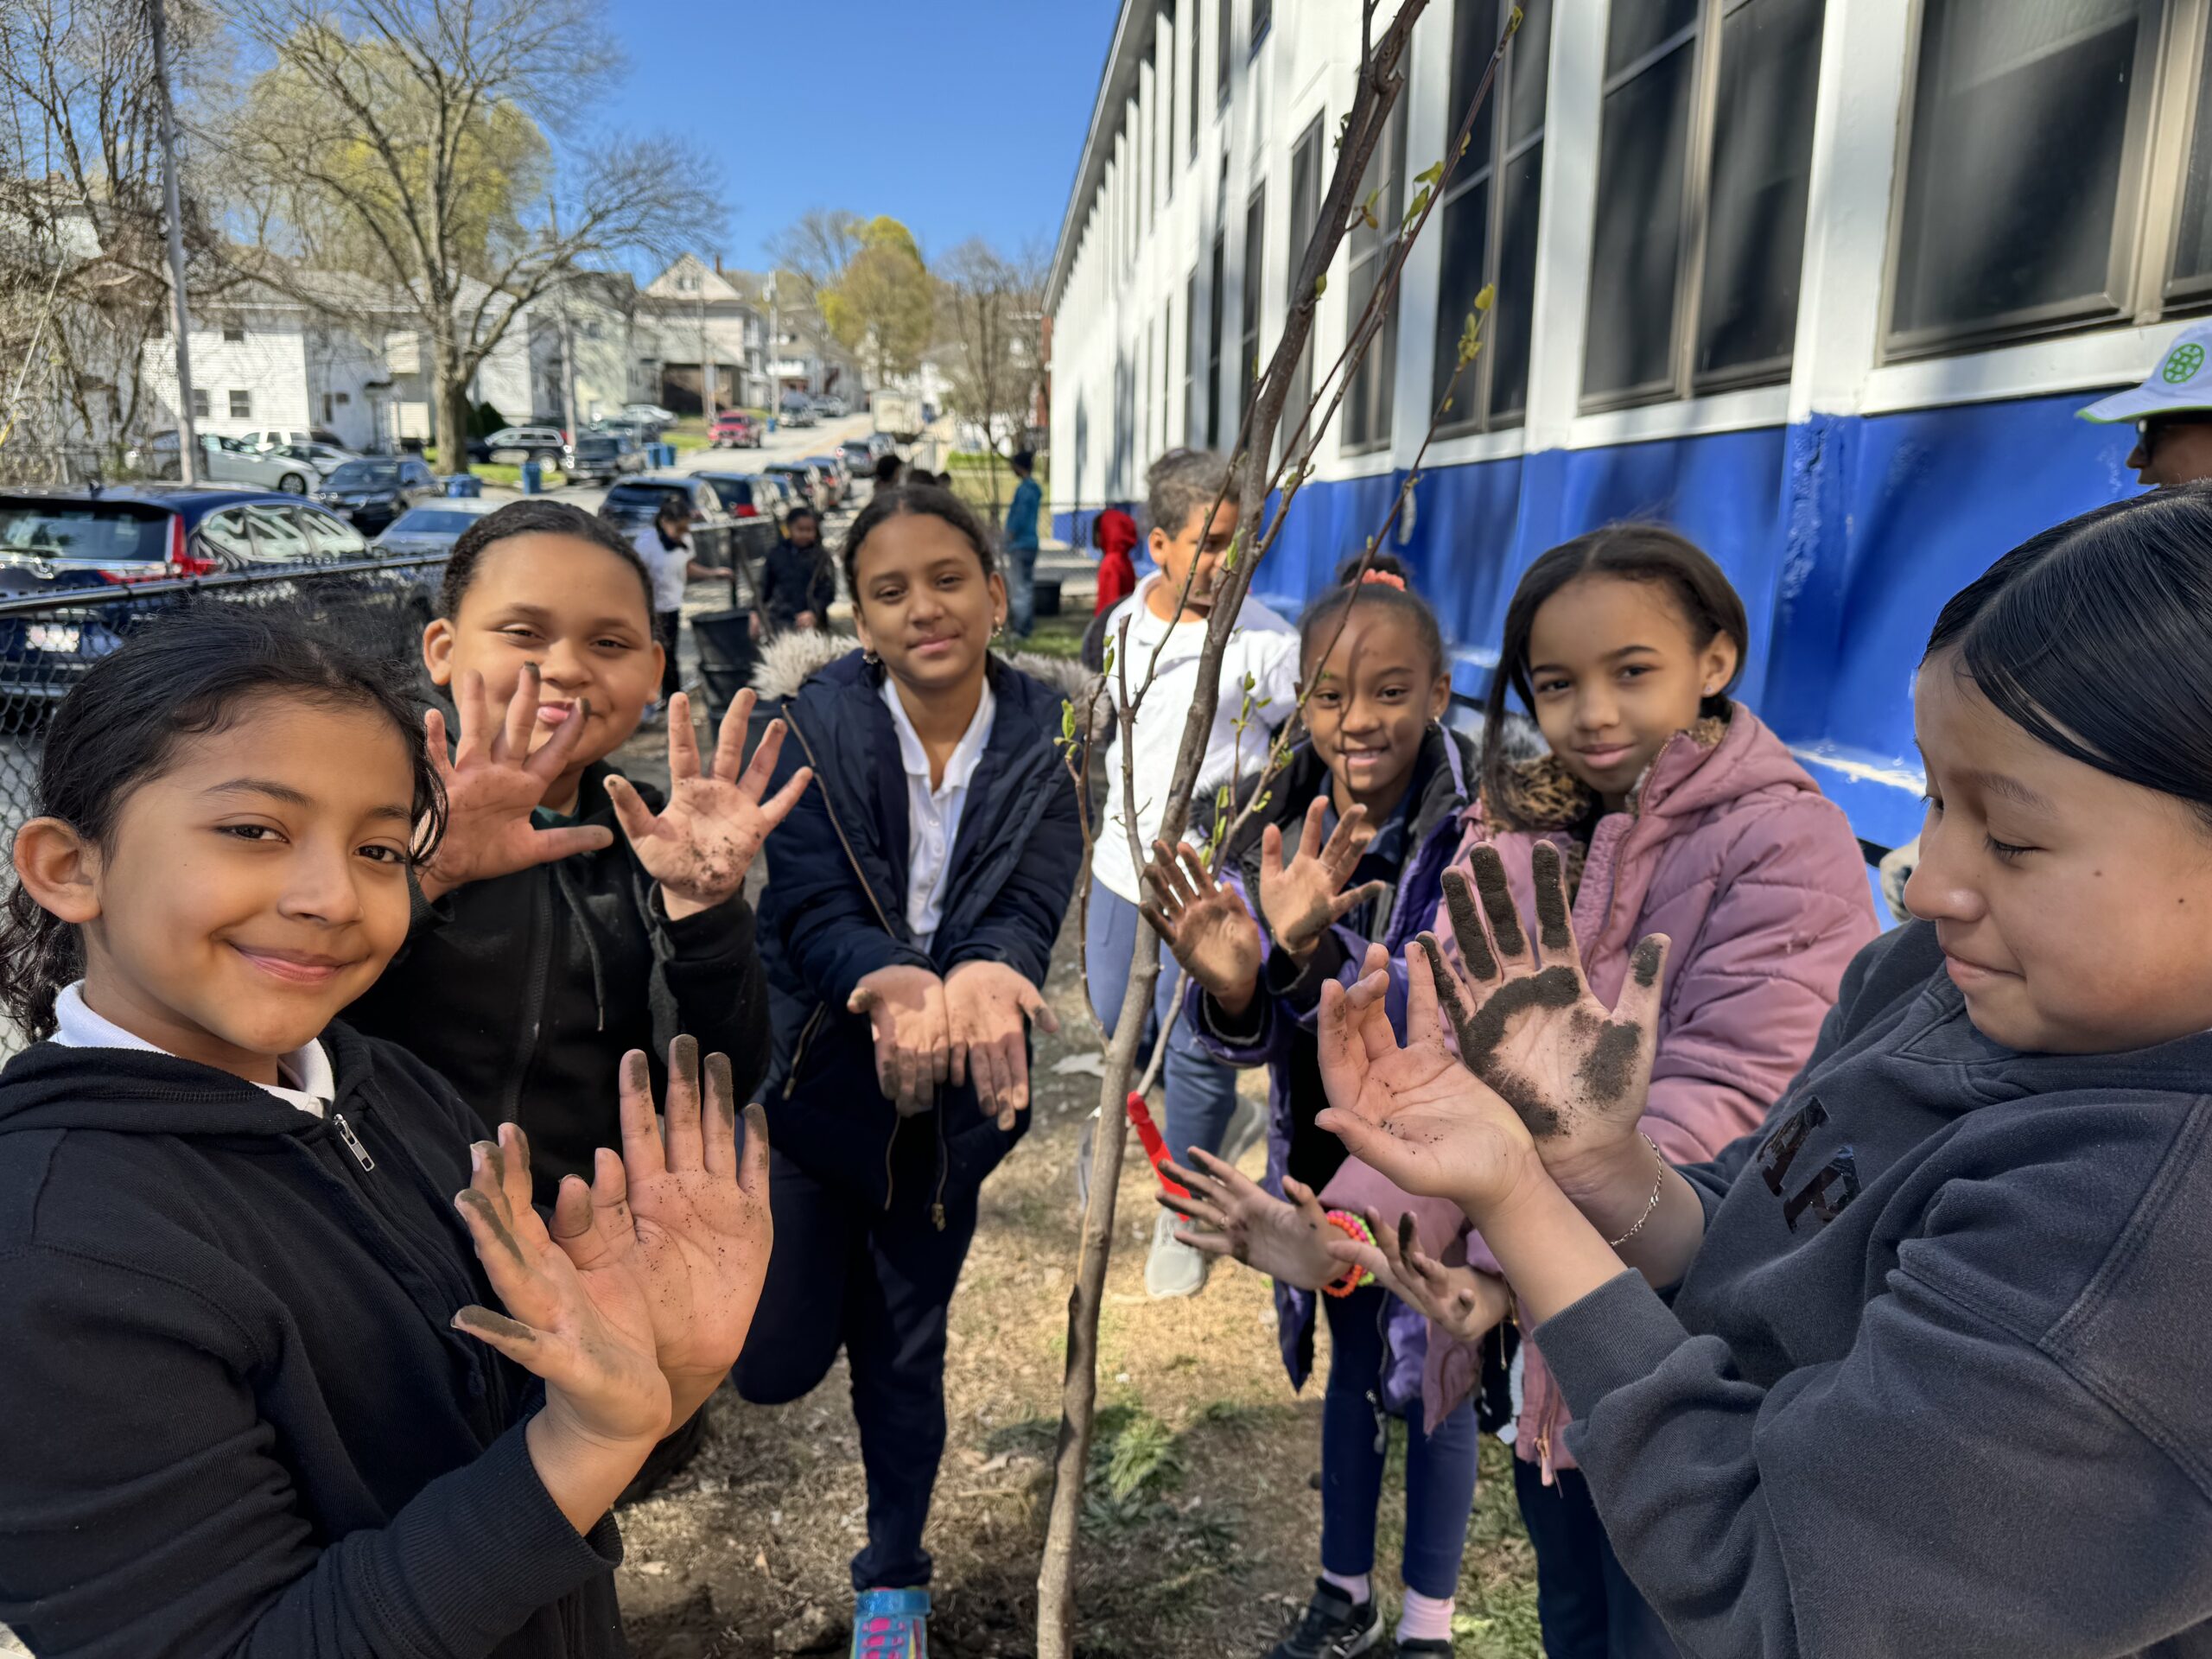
[439,344,474,475]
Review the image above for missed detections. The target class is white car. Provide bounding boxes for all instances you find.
[483,425,565,461]
[269,441,359,479]
[625,402,679,426]
[239,427,346,453]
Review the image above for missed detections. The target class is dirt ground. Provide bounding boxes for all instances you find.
[607,903,1544,1658]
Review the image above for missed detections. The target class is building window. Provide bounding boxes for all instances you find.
[322,392,334,422]
[1344,105,1406,453]
[190,387,210,419]
[1283,115,1325,454]
[1189,0,1202,159]
[1890,0,2166,355]
[1581,0,1825,407]
[334,391,350,405]
[1239,184,1267,442]
[229,390,252,418]
[1251,0,1270,50]
[222,320,245,343]
[1217,0,1232,105]
[1433,0,1553,432]
[1185,266,1200,442]
[1207,231,1226,445]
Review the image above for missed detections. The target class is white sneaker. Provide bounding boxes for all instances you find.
[1145,1208,1209,1299]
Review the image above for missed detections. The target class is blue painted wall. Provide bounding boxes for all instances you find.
[1053,391,2141,851]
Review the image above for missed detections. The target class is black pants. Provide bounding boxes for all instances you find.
[656,608,682,700]
[733,1144,979,1591]
[1513,1459,1680,1659]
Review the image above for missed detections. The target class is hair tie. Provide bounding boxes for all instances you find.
[1359,569,1407,590]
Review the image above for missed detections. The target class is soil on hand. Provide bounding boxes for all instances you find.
[613,912,1543,1657]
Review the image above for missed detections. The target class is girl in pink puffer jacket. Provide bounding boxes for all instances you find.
[1394,526,1877,1658]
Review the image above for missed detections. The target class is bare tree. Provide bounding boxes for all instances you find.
[1037,5,1527,1651]
[0,0,229,480]
[215,0,720,464]
[938,236,1047,518]
[766,207,865,308]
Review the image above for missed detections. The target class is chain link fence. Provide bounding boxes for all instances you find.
[0,556,449,1054]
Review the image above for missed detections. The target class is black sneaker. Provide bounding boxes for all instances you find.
[1267,1580,1382,1659]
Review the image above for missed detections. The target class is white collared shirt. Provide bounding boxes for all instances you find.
[48,981,334,1118]
[880,675,998,951]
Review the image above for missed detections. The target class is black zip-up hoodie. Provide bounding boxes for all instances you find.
[345,760,768,1204]
[0,1027,625,1657]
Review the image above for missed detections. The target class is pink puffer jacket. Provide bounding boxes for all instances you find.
[1427,707,1878,1476]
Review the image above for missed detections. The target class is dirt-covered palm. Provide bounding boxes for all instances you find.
[1156,1148,1342,1291]
[1257,796,1389,958]
[417,665,614,902]
[605,689,812,914]
[450,1121,671,1447]
[1140,839,1262,1003]
[554,1038,773,1389]
[1313,940,1546,1224]
[1430,844,1670,1166]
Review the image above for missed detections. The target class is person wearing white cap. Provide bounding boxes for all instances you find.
[2079,318,2212,488]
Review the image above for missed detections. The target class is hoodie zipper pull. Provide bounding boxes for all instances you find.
[334,1111,376,1172]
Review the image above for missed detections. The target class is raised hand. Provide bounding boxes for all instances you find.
[417,665,614,901]
[553,1037,772,1404]
[1256,797,1390,960]
[1431,843,1669,1170]
[1140,839,1263,1012]
[1325,1207,1513,1344]
[849,963,951,1116]
[1313,940,1547,1224]
[944,960,1060,1130]
[449,1121,671,1452]
[605,689,813,918]
[1156,1147,1342,1292]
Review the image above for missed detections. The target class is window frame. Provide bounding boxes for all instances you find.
[1188,0,1203,159]
[1433,0,1552,435]
[1238,182,1267,446]
[1880,0,2176,362]
[1217,0,1233,108]
[1579,0,1829,414]
[1250,0,1271,54]
[228,389,253,418]
[1343,103,1408,455]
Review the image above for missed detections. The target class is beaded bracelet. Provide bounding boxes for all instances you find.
[1320,1209,1376,1298]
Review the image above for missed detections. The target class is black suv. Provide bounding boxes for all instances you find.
[315,456,442,533]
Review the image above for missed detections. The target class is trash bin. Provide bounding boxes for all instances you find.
[690,607,762,734]
[521,459,543,494]
[1033,577,1063,619]
[444,474,482,498]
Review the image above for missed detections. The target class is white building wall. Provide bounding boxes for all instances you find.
[142,307,311,440]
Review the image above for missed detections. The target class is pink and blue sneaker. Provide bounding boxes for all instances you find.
[853,1586,929,1658]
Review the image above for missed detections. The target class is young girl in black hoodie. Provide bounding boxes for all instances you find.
[0,608,772,1656]
[1322,487,2212,1656]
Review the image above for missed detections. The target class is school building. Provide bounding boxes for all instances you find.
[1044,0,2212,853]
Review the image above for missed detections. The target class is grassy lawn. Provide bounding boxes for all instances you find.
[666,418,710,455]
[1013,609,1086,662]
[946,449,1047,524]
[423,447,523,488]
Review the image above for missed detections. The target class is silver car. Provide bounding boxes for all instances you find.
[372,496,503,622]
[133,432,317,493]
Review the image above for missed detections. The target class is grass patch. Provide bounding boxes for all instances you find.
[1010,611,1087,663]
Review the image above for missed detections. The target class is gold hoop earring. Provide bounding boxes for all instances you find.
[863,648,881,667]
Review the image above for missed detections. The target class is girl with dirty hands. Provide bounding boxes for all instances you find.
[0,610,772,1659]
[742,484,1082,1654]
[1315,489,2212,1659]
[1141,557,1501,1659]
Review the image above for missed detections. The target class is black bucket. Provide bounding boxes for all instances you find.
[690,607,760,731]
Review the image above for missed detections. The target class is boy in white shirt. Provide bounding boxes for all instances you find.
[1088,448,1300,1297]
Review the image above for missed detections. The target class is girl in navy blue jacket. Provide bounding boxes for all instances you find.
[742,485,1082,1656]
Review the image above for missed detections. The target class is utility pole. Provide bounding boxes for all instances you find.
[148,0,197,483]
[766,276,779,419]
[697,257,715,425]
[550,200,578,441]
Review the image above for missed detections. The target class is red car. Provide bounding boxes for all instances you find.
[710,410,761,448]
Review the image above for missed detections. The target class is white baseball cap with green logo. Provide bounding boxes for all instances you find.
[2080,321,2212,423]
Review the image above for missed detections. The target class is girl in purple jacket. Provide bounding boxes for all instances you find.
[1385,527,1877,1657]
[1142,556,1500,1659]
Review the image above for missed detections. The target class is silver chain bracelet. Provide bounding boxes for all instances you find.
[1606,1134,1668,1249]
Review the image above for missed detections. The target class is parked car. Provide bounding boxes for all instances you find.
[239,426,347,453]
[482,425,566,464]
[710,410,762,448]
[758,473,799,517]
[764,460,827,511]
[691,472,773,520]
[0,486,387,706]
[560,431,642,485]
[315,455,442,534]
[372,497,505,620]
[269,441,359,479]
[803,456,849,510]
[599,474,735,573]
[592,416,660,452]
[778,394,817,429]
[625,403,679,426]
[838,438,875,477]
[132,431,320,493]
[811,394,849,419]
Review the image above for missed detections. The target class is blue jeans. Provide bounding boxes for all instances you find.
[1007,542,1039,639]
[1321,1285,1480,1599]
[1512,1459,1680,1658]
[1084,885,1242,1165]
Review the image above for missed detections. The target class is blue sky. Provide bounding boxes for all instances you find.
[596,0,1118,271]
